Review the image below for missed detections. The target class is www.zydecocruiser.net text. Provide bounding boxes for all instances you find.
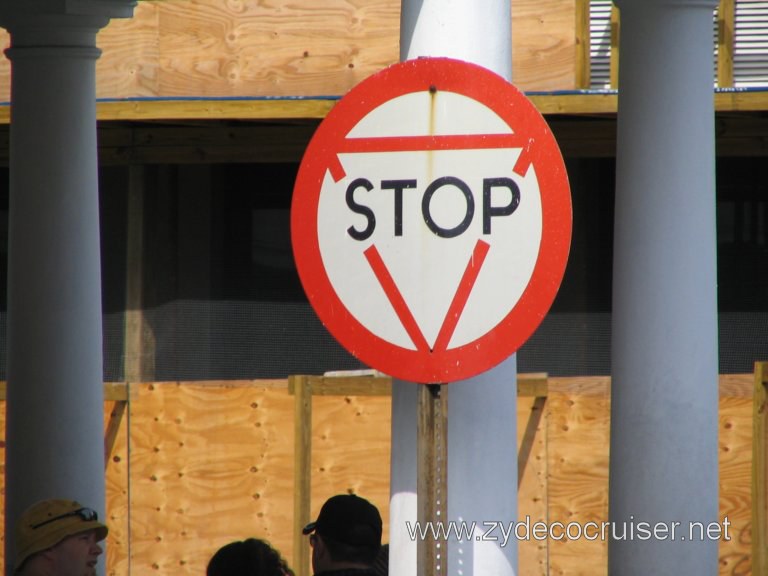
[405,516,731,547]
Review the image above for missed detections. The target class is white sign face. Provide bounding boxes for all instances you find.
[292,58,571,383]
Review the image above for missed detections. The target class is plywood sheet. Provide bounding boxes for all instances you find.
[107,0,400,99]
[105,399,130,576]
[0,30,8,102]
[512,0,577,90]
[718,394,753,575]
[0,373,755,575]
[517,396,549,575]
[0,0,578,106]
[127,382,297,574]
[308,393,392,543]
[547,378,611,576]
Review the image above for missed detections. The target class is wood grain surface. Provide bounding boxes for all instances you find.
[0,0,577,105]
[0,374,756,575]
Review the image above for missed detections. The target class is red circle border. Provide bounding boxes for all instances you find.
[291,57,572,383]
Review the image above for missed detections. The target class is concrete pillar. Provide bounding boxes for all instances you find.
[390,2,517,574]
[609,0,720,574]
[0,2,134,574]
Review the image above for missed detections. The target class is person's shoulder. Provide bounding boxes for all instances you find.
[316,569,378,576]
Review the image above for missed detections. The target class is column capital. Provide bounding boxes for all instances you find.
[0,0,135,47]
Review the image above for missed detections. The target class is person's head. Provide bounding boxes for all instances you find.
[207,538,294,576]
[303,494,382,573]
[14,499,108,576]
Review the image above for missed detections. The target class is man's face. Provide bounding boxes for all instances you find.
[48,529,103,576]
[309,533,331,574]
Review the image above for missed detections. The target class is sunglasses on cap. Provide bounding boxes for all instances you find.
[30,507,99,530]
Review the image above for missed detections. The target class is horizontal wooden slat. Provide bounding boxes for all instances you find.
[1,90,768,125]
[0,381,131,401]
[288,375,392,397]
[285,373,549,397]
[3,94,768,166]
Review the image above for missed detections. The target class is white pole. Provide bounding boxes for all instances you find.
[610,0,720,573]
[391,2,517,575]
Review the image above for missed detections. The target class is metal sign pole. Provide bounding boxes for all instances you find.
[417,384,448,576]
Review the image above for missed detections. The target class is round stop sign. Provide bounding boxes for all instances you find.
[291,57,571,383]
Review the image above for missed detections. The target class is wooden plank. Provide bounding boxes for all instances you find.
[104,398,131,576]
[287,375,392,397]
[95,98,337,122]
[548,376,611,397]
[417,384,448,576]
[127,382,299,574]
[718,0,735,88]
[546,385,610,575]
[529,92,618,115]
[719,373,753,398]
[104,398,127,469]
[715,90,768,112]
[753,362,768,576]
[292,376,312,576]
[91,91,768,119]
[517,395,548,575]
[95,0,160,99]
[518,374,549,397]
[0,381,128,401]
[172,379,288,389]
[153,0,400,98]
[307,392,391,541]
[2,1,582,104]
[719,395,752,574]
[574,0,591,89]
[0,29,8,101]
[512,0,577,90]
[124,165,151,381]
[287,373,547,397]
[4,91,768,129]
[610,6,620,89]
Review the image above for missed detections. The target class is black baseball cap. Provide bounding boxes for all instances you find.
[303,494,382,549]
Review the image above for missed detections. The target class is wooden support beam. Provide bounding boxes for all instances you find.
[292,375,313,576]
[517,373,548,398]
[2,89,768,142]
[610,5,620,89]
[286,373,547,398]
[574,0,591,89]
[0,381,130,401]
[96,98,337,122]
[124,165,152,381]
[287,374,392,397]
[417,384,448,576]
[753,361,768,576]
[718,0,735,88]
[104,397,128,469]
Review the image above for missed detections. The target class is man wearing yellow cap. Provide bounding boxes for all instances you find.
[13,499,108,576]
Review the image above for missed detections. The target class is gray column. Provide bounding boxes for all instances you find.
[0,3,134,574]
[609,0,720,574]
[391,2,517,574]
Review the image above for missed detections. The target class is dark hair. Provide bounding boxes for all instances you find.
[321,533,380,566]
[207,538,294,576]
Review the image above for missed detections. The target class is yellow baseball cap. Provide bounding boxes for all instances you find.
[14,499,108,572]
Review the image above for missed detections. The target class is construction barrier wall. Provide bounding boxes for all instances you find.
[0,372,756,575]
